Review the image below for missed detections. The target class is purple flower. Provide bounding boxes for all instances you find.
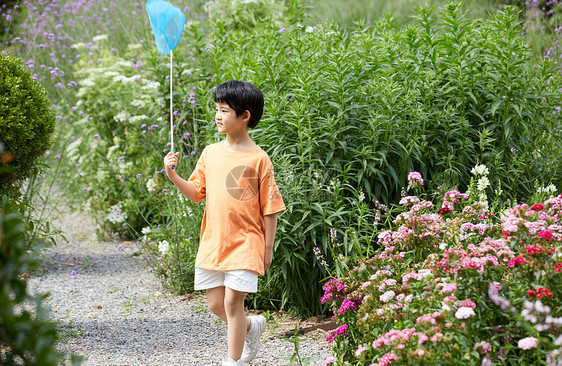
[278,27,286,33]
[71,270,77,276]
[136,174,142,179]
[119,175,125,179]
[93,134,100,139]
[118,245,124,251]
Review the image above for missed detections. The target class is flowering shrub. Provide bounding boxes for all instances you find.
[322,172,562,365]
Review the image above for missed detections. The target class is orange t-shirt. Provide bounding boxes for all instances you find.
[187,141,286,276]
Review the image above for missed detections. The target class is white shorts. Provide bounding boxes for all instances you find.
[194,267,258,293]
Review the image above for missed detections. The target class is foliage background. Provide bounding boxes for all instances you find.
[1,0,561,319]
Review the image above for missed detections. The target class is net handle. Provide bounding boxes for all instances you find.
[170,51,175,169]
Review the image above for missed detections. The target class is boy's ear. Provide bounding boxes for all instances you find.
[242,110,251,123]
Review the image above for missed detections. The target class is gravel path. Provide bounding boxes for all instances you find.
[28,208,333,365]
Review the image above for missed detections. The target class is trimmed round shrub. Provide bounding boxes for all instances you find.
[0,52,55,191]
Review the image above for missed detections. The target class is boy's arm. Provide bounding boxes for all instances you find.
[164,152,198,203]
[264,213,278,271]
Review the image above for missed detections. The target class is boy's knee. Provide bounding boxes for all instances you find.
[207,297,223,315]
[224,289,245,314]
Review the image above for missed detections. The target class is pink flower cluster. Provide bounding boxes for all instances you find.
[321,279,345,304]
[337,298,358,315]
[416,311,442,325]
[473,340,492,354]
[371,352,399,366]
[407,171,424,187]
[437,238,515,273]
[442,189,469,210]
[501,201,562,242]
[326,324,348,343]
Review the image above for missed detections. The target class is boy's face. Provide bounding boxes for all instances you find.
[215,101,248,135]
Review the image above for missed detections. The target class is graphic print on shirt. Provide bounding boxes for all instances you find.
[225,165,259,201]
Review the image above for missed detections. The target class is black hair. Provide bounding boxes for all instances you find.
[213,80,264,129]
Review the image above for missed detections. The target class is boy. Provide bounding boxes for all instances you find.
[163,80,286,365]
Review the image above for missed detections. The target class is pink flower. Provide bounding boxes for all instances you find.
[442,283,457,293]
[417,349,425,356]
[407,171,424,187]
[355,345,368,356]
[323,357,336,366]
[518,337,538,350]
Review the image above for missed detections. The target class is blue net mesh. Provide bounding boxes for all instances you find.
[146,0,185,55]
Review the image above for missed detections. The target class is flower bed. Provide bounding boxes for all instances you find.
[322,175,562,365]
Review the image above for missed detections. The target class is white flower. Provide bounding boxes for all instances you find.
[455,307,476,319]
[158,240,170,255]
[141,227,151,235]
[129,115,148,123]
[104,71,120,76]
[477,176,490,191]
[92,34,109,42]
[305,26,314,33]
[131,99,145,107]
[115,60,133,67]
[79,79,95,87]
[471,164,489,176]
[380,290,395,303]
[127,43,142,50]
[141,80,160,91]
[439,242,448,250]
[71,42,86,49]
[146,178,157,192]
[358,190,365,202]
[538,184,558,196]
[114,111,129,122]
[105,204,127,224]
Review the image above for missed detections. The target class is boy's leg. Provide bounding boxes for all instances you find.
[206,287,251,330]
[224,287,248,361]
[206,286,227,322]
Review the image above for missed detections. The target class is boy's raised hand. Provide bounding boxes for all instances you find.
[164,151,180,177]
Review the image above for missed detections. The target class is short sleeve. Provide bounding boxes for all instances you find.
[259,161,286,216]
[188,148,207,203]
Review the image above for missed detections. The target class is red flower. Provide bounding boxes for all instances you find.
[525,245,542,256]
[437,207,452,215]
[530,203,544,211]
[555,263,562,273]
[501,231,509,239]
[527,290,535,297]
[537,230,553,242]
[533,287,554,299]
[515,256,525,264]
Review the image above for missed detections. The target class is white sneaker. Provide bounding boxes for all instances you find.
[241,315,266,363]
[222,357,246,366]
